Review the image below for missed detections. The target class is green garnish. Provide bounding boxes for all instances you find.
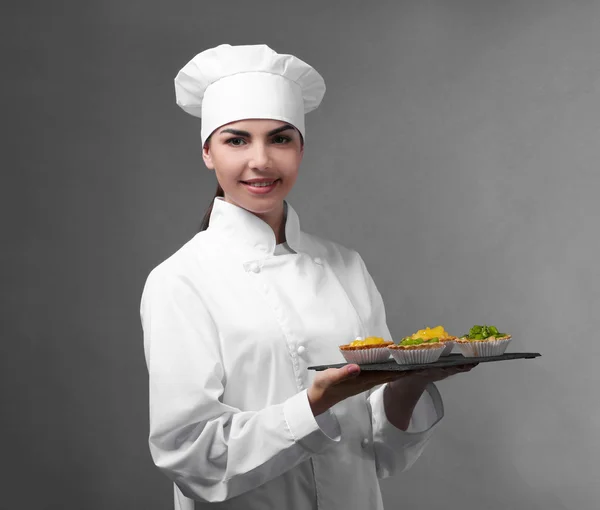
[400,337,440,346]
[463,324,508,341]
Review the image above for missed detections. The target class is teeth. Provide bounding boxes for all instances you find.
[247,181,276,187]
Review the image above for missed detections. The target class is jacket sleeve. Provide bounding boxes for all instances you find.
[140,267,340,503]
[355,254,445,478]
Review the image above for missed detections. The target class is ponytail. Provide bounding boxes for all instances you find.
[199,182,224,232]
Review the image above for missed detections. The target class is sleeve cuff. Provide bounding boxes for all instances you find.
[369,383,444,478]
[315,409,342,440]
[370,382,444,439]
[405,383,444,433]
[283,390,341,453]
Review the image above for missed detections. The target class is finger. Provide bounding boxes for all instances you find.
[407,368,437,377]
[330,364,362,384]
[357,370,404,379]
[356,371,407,384]
[404,368,451,381]
[448,364,477,373]
[352,372,409,391]
[452,367,472,373]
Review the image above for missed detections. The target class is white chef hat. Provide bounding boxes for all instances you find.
[174,44,326,145]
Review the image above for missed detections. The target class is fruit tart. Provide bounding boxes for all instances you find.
[339,336,393,364]
[403,325,457,356]
[455,325,512,357]
[388,334,446,365]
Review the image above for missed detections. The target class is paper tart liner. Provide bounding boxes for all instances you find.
[402,336,457,357]
[455,336,512,357]
[441,340,455,356]
[388,344,445,365]
[436,337,457,356]
[338,343,393,364]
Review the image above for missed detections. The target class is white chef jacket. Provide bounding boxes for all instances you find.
[140,197,444,510]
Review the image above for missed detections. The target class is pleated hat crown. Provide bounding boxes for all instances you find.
[174,44,326,144]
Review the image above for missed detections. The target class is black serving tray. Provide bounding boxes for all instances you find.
[308,352,541,372]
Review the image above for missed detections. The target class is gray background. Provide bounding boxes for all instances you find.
[2,0,598,509]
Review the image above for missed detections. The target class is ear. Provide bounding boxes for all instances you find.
[202,143,215,170]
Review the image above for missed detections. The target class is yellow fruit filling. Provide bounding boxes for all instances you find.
[349,336,387,347]
[410,325,450,340]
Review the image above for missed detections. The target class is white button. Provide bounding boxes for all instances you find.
[314,257,322,265]
[297,345,306,355]
[361,438,369,448]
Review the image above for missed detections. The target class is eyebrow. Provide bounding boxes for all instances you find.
[218,124,295,137]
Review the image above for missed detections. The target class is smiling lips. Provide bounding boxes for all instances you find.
[241,178,281,194]
[241,177,280,183]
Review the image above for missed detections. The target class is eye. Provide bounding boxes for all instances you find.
[225,137,246,146]
[272,135,291,144]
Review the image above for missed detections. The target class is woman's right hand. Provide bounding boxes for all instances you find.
[307,364,408,416]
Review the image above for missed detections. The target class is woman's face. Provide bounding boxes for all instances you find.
[203,119,304,218]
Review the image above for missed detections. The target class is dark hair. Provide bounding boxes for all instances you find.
[199,181,224,232]
[198,128,304,232]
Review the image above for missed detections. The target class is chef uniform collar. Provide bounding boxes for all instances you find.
[207,197,303,256]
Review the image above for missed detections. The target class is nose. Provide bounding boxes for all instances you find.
[248,142,271,170]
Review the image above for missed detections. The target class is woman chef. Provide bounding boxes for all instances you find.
[140,44,474,510]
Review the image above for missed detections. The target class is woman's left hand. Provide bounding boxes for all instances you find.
[383,363,478,430]
[397,363,478,386]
